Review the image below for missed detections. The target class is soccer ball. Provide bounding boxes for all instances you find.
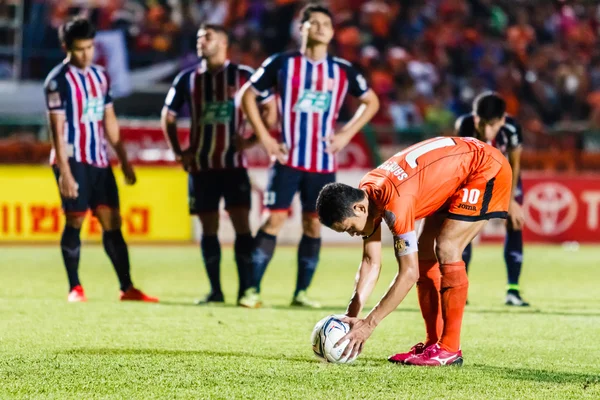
[311,315,357,364]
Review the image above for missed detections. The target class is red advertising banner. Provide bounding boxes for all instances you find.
[117,123,375,169]
[522,174,600,243]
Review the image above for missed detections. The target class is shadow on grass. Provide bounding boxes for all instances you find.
[57,347,600,386]
[463,308,600,318]
[270,305,600,318]
[155,301,600,318]
[470,364,600,386]
[269,305,351,313]
[157,300,239,308]
[58,347,384,366]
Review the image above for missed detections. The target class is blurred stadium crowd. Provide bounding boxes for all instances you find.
[8,0,600,151]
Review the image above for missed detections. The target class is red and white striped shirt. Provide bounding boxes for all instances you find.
[165,60,270,170]
[44,62,112,167]
[250,51,369,173]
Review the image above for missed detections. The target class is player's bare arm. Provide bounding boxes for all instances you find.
[234,131,258,151]
[104,105,136,185]
[339,242,419,360]
[160,107,183,158]
[240,82,287,163]
[160,107,196,171]
[236,97,277,151]
[345,225,382,318]
[48,111,78,199]
[507,145,524,229]
[327,89,379,154]
[261,97,278,130]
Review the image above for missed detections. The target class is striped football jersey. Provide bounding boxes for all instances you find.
[455,114,523,157]
[44,62,112,167]
[165,60,270,170]
[250,51,369,173]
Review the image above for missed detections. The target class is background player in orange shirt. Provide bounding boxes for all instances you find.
[316,136,512,366]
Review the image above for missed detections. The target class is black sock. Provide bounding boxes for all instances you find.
[462,242,472,275]
[251,230,277,292]
[234,233,254,298]
[504,228,523,288]
[201,235,222,295]
[295,235,321,296]
[61,225,81,291]
[103,229,133,292]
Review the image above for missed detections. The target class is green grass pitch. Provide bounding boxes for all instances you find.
[1,244,599,399]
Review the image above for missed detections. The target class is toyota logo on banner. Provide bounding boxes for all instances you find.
[523,183,578,236]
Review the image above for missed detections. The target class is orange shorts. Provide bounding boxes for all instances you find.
[446,154,512,221]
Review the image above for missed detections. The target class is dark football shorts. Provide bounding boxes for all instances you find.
[52,159,119,214]
[263,163,336,214]
[188,168,251,214]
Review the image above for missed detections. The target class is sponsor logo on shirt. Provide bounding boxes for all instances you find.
[81,97,105,123]
[202,101,234,123]
[293,90,332,113]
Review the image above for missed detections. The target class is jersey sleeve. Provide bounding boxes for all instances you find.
[257,89,273,104]
[333,57,369,97]
[250,54,281,96]
[334,57,369,98]
[382,195,416,236]
[104,73,113,107]
[239,66,273,104]
[164,71,188,116]
[360,177,415,236]
[44,75,66,114]
[344,64,370,98]
[503,118,523,149]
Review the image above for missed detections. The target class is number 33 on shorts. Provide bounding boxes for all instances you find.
[263,191,276,206]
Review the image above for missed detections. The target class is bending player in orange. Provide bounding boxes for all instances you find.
[316,136,512,366]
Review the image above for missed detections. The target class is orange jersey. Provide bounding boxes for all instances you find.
[359,136,511,236]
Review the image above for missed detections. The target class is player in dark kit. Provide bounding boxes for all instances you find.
[238,4,380,308]
[161,24,276,304]
[455,92,528,306]
[45,18,158,302]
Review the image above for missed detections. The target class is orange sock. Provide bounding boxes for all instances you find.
[417,259,443,346]
[439,261,469,353]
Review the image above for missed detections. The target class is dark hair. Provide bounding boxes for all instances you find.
[200,24,229,41]
[316,183,365,227]
[59,18,96,49]
[300,4,333,24]
[473,92,506,122]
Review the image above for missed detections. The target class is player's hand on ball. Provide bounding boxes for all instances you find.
[336,317,375,360]
[59,172,79,199]
[508,199,524,230]
[121,162,137,185]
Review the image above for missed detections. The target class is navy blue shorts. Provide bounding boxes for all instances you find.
[514,175,523,205]
[264,163,336,213]
[188,168,251,214]
[52,160,120,214]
